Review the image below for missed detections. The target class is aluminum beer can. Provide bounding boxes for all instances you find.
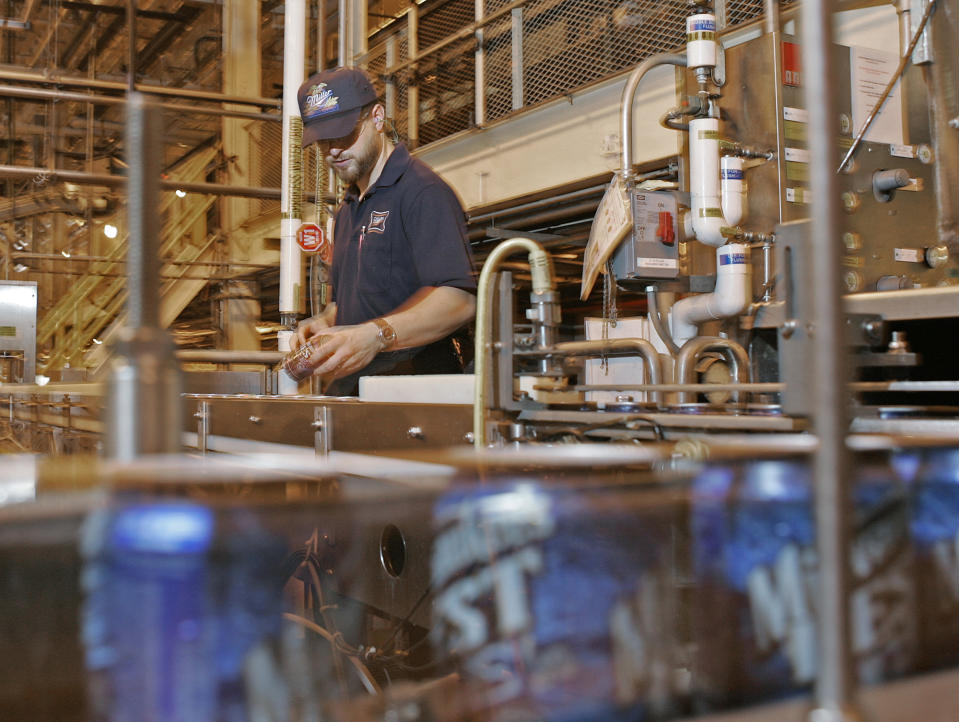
[690,455,916,711]
[81,501,286,721]
[429,477,682,721]
[907,446,959,672]
[281,335,330,382]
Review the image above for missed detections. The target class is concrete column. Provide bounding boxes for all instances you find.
[222,0,261,260]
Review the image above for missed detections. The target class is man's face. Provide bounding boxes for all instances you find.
[321,110,379,185]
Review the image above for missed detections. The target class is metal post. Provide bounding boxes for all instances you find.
[800,0,859,719]
[317,0,328,70]
[407,1,419,148]
[475,0,486,126]
[386,35,397,119]
[127,0,137,92]
[106,93,182,459]
[511,8,524,110]
[764,0,780,35]
[127,96,159,330]
[338,0,348,65]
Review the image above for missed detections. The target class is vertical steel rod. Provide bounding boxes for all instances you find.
[800,0,859,719]
[107,93,181,459]
[475,0,486,126]
[127,0,137,92]
[764,0,780,35]
[126,92,160,329]
[511,8,524,110]
[407,1,419,148]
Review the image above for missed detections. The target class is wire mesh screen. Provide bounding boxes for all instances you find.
[725,0,797,27]
[253,121,283,217]
[249,121,322,218]
[366,0,791,148]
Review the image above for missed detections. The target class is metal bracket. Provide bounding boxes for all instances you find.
[194,401,209,455]
[313,405,331,456]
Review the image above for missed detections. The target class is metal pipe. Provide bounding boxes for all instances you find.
[925,2,959,248]
[674,336,750,405]
[106,93,182,459]
[12,252,270,268]
[475,0,486,126]
[0,84,281,121]
[127,0,137,93]
[528,338,664,407]
[764,0,781,34]
[0,164,331,202]
[0,67,280,107]
[802,0,858,717]
[620,53,687,182]
[511,8,524,110]
[338,0,348,65]
[646,286,680,356]
[318,0,327,70]
[127,95,158,329]
[473,238,555,448]
[176,350,284,365]
[407,1,420,148]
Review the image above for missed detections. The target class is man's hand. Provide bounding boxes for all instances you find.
[312,322,382,380]
[292,304,337,351]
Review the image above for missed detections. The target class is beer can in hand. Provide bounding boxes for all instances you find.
[281,336,330,382]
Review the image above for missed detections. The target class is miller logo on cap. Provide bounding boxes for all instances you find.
[297,67,379,148]
[303,83,340,120]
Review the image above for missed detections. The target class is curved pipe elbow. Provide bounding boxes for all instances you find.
[675,336,751,405]
[553,338,664,408]
[691,211,728,247]
[670,244,751,344]
[620,53,688,182]
[474,238,555,449]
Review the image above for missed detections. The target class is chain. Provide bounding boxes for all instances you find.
[600,259,619,374]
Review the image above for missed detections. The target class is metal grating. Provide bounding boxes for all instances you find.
[365,0,793,149]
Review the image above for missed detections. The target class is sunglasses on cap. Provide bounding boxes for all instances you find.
[317,108,374,152]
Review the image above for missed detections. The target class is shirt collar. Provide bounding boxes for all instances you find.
[345,143,411,203]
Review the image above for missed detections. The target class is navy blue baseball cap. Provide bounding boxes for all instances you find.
[298,67,378,148]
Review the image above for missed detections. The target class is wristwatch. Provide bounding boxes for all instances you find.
[371,317,397,350]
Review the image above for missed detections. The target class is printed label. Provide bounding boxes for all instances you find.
[890,144,915,159]
[719,252,747,266]
[698,129,720,141]
[721,168,745,181]
[894,248,921,263]
[638,257,679,269]
[783,106,809,123]
[699,207,723,218]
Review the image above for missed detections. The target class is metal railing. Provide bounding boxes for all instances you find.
[360,0,796,149]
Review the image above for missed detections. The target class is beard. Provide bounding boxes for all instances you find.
[328,135,380,186]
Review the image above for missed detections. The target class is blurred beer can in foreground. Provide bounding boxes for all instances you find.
[430,477,684,721]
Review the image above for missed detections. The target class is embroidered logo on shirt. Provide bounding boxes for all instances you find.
[368,210,390,234]
[303,83,339,119]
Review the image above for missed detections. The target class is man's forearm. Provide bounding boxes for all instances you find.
[379,286,475,349]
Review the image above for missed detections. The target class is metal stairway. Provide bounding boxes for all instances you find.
[36,146,221,375]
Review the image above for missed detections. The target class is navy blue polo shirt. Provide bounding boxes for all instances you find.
[332,143,476,331]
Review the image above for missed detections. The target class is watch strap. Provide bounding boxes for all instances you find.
[371,317,397,349]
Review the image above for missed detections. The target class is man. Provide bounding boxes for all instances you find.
[292,67,476,395]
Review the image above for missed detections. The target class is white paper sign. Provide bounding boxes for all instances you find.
[851,46,904,146]
[581,175,632,301]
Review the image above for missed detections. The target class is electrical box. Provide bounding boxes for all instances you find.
[611,190,683,281]
[0,281,37,383]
